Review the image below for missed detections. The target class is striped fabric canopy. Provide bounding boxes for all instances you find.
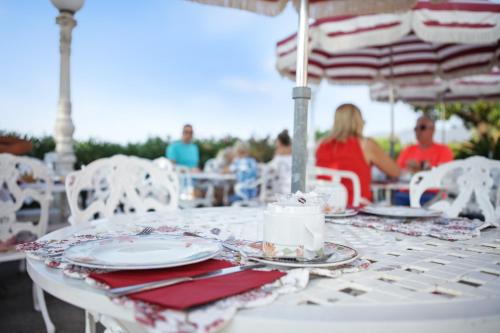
[370,69,500,106]
[188,0,418,18]
[276,0,500,84]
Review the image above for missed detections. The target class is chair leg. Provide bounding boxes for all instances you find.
[33,283,55,333]
[32,283,40,311]
[85,311,96,333]
[19,259,27,272]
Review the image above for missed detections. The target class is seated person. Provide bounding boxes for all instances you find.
[397,116,454,173]
[166,124,200,170]
[316,103,400,206]
[395,116,454,206]
[228,141,259,202]
[268,130,292,195]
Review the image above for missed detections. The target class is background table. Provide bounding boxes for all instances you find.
[28,207,500,333]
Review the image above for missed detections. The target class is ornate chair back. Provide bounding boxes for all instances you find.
[410,156,500,226]
[65,155,178,225]
[307,166,361,207]
[0,153,52,257]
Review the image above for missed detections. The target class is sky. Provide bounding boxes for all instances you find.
[0,0,451,144]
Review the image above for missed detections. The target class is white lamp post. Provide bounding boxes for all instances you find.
[50,0,84,176]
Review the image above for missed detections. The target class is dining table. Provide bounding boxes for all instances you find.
[25,207,500,333]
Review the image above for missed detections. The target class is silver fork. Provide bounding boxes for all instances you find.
[136,226,154,236]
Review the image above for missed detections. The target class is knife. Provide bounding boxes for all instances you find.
[105,263,266,297]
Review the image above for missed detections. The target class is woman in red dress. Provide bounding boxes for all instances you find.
[316,103,400,205]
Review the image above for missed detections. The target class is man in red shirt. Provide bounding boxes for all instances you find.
[398,116,454,172]
[395,116,453,206]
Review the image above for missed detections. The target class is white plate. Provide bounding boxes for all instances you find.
[228,241,359,268]
[325,209,358,218]
[360,206,442,218]
[63,235,221,270]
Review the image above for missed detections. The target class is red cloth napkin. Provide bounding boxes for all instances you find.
[89,259,285,310]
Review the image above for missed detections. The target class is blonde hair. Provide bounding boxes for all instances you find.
[329,103,364,142]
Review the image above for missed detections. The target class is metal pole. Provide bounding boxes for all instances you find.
[388,46,396,159]
[54,11,77,176]
[307,87,317,171]
[440,102,446,144]
[291,0,311,193]
[389,83,395,158]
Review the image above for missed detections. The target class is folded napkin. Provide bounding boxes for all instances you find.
[89,259,285,310]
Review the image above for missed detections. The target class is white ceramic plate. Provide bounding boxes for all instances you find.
[360,206,442,218]
[228,241,359,268]
[325,209,358,219]
[63,235,221,270]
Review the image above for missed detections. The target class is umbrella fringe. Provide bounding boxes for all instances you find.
[189,0,287,16]
[300,0,418,19]
[412,20,500,45]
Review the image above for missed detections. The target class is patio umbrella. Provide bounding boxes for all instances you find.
[370,69,500,143]
[190,0,418,18]
[187,0,420,192]
[276,0,500,157]
[370,69,500,106]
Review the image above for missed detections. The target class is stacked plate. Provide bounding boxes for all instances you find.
[63,235,222,270]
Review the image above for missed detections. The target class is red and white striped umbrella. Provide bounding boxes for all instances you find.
[189,0,418,18]
[370,69,500,106]
[277,0,500,84]
[187,0,423,191]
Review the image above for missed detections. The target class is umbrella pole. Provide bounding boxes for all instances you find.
[389,83,395,158]
[440,101,446,143]
[307,87,317,170]
[292,0,311,193]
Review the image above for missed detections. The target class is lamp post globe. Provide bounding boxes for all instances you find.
[50,0,84,13]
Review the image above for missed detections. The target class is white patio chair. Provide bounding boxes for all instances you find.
[174,165,214,208]
[203,158,221,173]
[65,155,180,332]
[307,166,362,207]
[153,156,175,173]
[232,163,271,207]
[410,156,500,226]
[65,155,179,225]
[0,153,55,333]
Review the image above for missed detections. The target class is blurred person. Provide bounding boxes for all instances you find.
[214,147,234,173]
[316,103,400,205]
[268,129,292,195]
[395,116,454,206]
[228,141,259,202]
[166,124,200,170]
[0,136,32,155]
[397,116,454,173]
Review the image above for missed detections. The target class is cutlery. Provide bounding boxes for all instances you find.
[136,227,154,236]
[105,263,266,297]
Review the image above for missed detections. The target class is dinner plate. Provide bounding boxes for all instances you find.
[325,209,358,219]
[360,206,442,218]
[227,241,359,268]
[63,235,221,270]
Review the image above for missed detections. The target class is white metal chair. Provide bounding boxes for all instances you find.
[174,165,214,208]
[410,156,500,226]
[65,155,179,225]
[307,166,362,207]
[203,158,221,173]
[65,155,180,332]
[0,153,55,333]
[232,163,272,207]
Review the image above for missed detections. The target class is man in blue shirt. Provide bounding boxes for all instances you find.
[166,124,200,170]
